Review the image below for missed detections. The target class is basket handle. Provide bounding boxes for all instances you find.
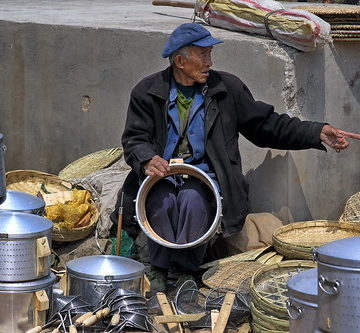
[318,275,340,296]
[286,299,303,320]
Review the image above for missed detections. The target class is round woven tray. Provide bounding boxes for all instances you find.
[272,220,360,259]
[58,147,123,181]
[250,260,316,320]
[202,261,264,293]
[340,192,360,222]
[251,303,289,331]
[51,205,99,242]
[6,170,72,195]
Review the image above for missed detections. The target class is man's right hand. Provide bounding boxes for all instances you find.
[143,155,171,177]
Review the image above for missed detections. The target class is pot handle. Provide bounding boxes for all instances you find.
[36,237,51,275]
[94,281,113,292]
[318,275,340,296]
[285,300,303,320]
[33,290,49,326]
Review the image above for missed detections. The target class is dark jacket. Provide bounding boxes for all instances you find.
[112,66,325,238]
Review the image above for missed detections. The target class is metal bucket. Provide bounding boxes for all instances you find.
[0,212,53,281]
[67,255,145,306]
[135,163,222,249]
[286,268,318,333]
[0,272,56,333]
[314,236,360,333]
[0,133,6,205]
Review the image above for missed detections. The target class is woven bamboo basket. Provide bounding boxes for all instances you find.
[340,192,360,222]
[51,204,99,242]
[6,170,72,195]
[250,260,316,320]
[252,322,289,333]
[251,303,289,331]
[58,147,123,181]
[272,220,360,259]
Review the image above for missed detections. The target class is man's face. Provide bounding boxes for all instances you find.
[175,46,213,85]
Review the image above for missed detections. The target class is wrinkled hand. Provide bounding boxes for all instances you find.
[320,125,360,152]
[143,155,170,177]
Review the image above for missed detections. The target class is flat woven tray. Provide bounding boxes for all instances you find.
[202,261,264,293]
[251,303,289,331]
[6,170,72,195]
[340,192,360,222]
[58,147,123,180]
[250,260,316,319]
[272,220,360,259]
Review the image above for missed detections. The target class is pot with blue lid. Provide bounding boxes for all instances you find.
[286,268,318,333]
[66,255,145,306]
[314,236,360,333]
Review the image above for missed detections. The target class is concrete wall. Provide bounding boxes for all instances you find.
[0,6,359,223]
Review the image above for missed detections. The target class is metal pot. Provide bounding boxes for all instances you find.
[67,255,145,306]
[136,163,222,249]
[0,133,6,205]
[286,268,318,333]
[0,272,57,333]
[314,236,360,333]
[0,190,45,215]
[0,212,53,281]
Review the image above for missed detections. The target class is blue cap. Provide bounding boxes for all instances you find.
[162,23,223,58]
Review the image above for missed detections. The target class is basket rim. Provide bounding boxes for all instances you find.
[251,303,289,330]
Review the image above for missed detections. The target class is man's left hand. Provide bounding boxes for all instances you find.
[320,124,360,152]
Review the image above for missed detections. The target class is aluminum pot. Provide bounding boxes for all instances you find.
[314,236,360,333]
[67,255,145,306]
[0,133,6,205]
[0,190,45,215]
[0,272,56,333]
[0,211,53,281]
[136,163,222,249]
[286,268,318,333]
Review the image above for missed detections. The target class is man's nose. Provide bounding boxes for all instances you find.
[204,56,212,67]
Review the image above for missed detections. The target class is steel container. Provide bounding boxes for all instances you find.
[0,272,57,333]
[136,163,222,249]
[0,212,53,281]
[0,190,45,215]
[286,268,318,333]
[0,133,6,205]
[314,236,360,333]
[67,255,145,306]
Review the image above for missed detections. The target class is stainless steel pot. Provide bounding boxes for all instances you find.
[0,133,6,205]
[286,268,318,333]
[136,163,222,249]
[0,212,53,281]
[0,190,45,215]
[67,255,145,306]
[0,272,56,333]
[314,236,360,333]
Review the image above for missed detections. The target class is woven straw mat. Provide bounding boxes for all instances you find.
[202,261,264,292]
[340,192,360,222]
[6,170,71,196]
[58,147,123,181]
[294,5,360,16]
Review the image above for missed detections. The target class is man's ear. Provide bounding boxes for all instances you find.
[174,54,185,69]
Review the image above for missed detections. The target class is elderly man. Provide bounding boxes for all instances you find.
[113,23,359,294]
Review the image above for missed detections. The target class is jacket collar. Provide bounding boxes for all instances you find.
[147,67,227,100]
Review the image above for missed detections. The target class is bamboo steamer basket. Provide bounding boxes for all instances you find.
[252,322,289,333]
[251,303,289,331]
[250,260,316,320]
[272,220,360,259]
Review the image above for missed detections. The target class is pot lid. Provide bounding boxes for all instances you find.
[0,190,45,212]
[287,268,317,302]
[315,236,360,268]
[0,272,57,292]
[0,211,53,238]
[67,255,145,280]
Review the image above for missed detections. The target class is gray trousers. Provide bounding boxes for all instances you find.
[145,176,215,272]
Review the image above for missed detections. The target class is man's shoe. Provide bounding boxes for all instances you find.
[148,266,168,296]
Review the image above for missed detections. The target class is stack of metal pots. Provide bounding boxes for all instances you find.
[286,236,360,333]
[0,133,6,205]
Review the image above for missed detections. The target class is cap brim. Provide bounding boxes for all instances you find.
[192,35,223,47]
